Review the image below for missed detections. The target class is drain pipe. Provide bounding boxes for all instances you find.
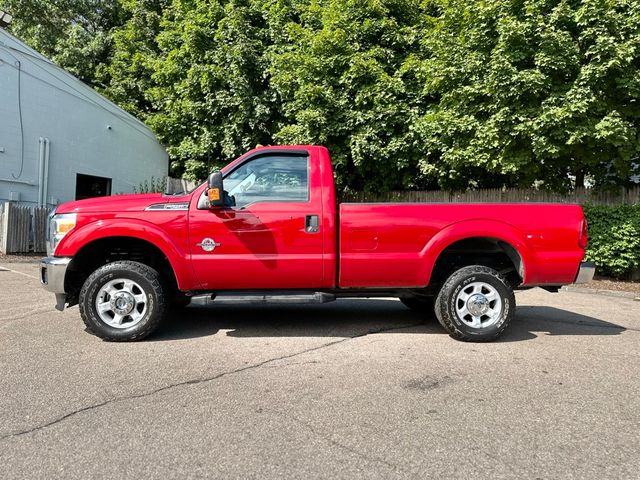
[37,137,44,207]
[42,138,50,207]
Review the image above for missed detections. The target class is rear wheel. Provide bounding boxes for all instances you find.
[79,261,167,341]
[435,265,515,342]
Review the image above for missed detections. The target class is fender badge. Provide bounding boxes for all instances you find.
[197,238,221,252]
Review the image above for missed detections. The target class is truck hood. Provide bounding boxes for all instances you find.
[55,193,192,214]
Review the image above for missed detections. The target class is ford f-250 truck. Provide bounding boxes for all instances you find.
[41,145,594,342]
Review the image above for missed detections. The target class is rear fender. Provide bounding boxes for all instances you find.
[419,219,533,285]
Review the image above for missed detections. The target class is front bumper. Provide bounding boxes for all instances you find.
[40,257,72,310]
[574,262,596,284]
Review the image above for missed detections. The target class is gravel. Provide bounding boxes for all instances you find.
[0,253,43,263]
[577,277,640,295]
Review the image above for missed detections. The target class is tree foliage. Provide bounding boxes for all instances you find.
[584,204,640,278]
[0,0,126,87]
[416,0,640,191]
[104,0,168,117]
[268,0,434,191]
[145,0,281,179]
[1,0,639,191]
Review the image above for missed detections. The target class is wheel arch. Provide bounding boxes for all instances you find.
[420,220,532,287]
[58,218,194,288]
[60,222,194,305]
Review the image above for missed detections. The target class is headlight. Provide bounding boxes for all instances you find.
[47,213,76,256]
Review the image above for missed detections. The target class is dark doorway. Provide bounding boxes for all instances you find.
[75,173,112,200]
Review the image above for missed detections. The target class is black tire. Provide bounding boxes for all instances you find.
[79,261,168,341]
[435,265,515,342]
[400,296,435,317]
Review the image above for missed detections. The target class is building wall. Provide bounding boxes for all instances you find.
[0,29,168,206]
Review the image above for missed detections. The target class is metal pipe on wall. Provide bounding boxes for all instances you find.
[37,137,44,206]
[36,137,51,207]
[43,138,50,207]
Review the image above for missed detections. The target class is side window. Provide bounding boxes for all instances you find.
[225,154,309,208]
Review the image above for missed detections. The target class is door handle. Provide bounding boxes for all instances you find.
[305,215,319,233]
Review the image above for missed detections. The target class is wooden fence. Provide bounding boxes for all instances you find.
[166,177,198,195]
[167,177,639,205]
[341,186,640,205]
[0,203,49,254]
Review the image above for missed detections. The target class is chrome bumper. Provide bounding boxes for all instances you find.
[574,262,596,284]
[40,257,71,310]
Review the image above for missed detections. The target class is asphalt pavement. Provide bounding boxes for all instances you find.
[0,260,638,479]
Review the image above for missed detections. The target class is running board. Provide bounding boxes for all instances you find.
[192,292,336,306]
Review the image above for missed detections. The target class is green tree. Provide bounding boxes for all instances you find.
[144,0,281,180]
[414,0,640,191]
[106,0,439,188]
[102,0,169,117]
[0,0,126,87]
[3,0,638,192]
[268,0,435,191]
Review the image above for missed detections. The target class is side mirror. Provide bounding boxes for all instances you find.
[207,171,224,208]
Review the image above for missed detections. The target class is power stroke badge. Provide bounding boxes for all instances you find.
[197,238,221,252]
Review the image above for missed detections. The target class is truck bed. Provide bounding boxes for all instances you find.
[338,203,585,288]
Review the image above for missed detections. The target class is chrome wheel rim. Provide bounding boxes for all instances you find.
[95,278,148,329]
[455,282,502,329]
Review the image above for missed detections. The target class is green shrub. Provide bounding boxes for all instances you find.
[583,205,640,279]
[133,176,166,194]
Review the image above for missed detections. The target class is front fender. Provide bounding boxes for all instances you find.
[419,219,534,285]
[55,218,197,290]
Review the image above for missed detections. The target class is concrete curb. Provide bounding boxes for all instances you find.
[562,285,640,301]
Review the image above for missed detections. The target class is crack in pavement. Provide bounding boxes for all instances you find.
[262,360,321,369]
[273,410,408,474]
[0,307,54,325]
[0,265,39,280]
[0,322,424,441]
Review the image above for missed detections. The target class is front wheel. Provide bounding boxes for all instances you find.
[435,265,515,342]
[79,261,168,341]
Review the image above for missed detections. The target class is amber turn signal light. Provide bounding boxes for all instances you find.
[208,188,221,202]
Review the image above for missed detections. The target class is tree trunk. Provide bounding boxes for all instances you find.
[575,168,585,189]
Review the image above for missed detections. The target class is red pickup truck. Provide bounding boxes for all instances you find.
[41,145,594,342]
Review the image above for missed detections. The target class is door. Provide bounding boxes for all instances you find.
[188,152,325,290]
[75,173,112,200]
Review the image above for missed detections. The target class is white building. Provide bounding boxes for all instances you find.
[0,28,168,207]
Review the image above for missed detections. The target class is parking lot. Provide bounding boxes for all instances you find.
[1,259,639,479]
